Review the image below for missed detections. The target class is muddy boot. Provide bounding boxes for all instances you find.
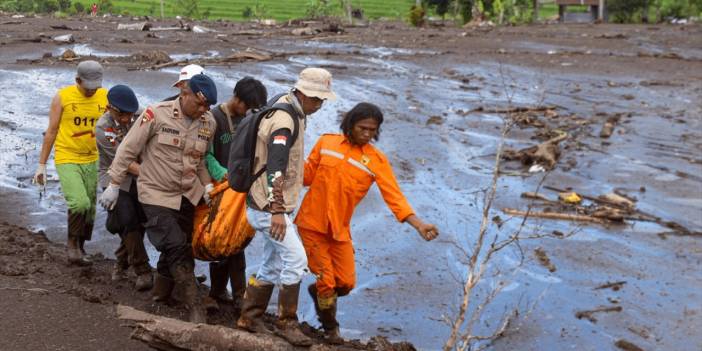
[66,236,91,266]
[308,284,343,344]
[276,283,313,346]
[152,273,175,302]
[208,261,231,303]
[111,263,128,281]
[135,272,153,291]
[229,253,246,311]
[172,265,206,324]
[236,276,274,333]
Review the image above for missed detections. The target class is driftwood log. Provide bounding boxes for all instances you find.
[502,133,568,169]
[116,305,296,351]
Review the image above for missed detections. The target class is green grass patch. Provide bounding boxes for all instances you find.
[73,0,415,21]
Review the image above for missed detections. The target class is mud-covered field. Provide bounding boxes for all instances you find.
[1,14,701,351]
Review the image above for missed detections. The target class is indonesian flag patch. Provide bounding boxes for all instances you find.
[141,108,154,126]
[273,135,287,146]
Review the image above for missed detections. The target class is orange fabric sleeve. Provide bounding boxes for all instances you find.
[374,153,415,222]
[303,136,323,187]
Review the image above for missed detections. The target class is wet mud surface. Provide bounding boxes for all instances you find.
[1,14,701,350]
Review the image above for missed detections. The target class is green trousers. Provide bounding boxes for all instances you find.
[56,161,98,240]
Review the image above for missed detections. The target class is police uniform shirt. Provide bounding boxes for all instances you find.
[108,98,215,210]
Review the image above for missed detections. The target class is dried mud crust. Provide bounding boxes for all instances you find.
[0,222,415,351]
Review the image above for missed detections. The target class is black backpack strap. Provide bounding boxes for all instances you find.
[250,103,302,180]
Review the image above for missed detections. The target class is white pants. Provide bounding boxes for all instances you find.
[247,207,307,285]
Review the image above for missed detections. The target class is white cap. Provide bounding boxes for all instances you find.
[173,64,205,87]
[294,67,336,101]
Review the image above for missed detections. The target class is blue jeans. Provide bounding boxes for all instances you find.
[247,207,308,285]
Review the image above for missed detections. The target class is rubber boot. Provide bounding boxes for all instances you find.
[172,265,206,324]
[229,253,246,310]
[67,211,91,266]
[236,276,274,333]
[135,272,153,291]
[66,236,91,266]
[308,284,343,344]
[208,261,231,303]
[152,273,175,302]
[111,263,128,281]
[276,283,313,346]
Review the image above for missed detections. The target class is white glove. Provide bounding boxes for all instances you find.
[32,164,47,188]
[203,183,214,205]
[99,183,120,210]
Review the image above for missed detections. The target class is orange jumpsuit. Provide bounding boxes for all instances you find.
[295,134,414,298]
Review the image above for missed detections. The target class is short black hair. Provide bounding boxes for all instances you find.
[340,102,384,141]
[233,77,267,110]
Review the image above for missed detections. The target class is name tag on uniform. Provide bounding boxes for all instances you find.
[198,128,211,141]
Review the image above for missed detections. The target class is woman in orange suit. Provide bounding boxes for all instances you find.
[295,102,439,343]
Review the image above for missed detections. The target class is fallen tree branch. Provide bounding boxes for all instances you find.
[575,306,622,323]
[468,106,557,114]
[116,305,294,351]
[503,208,607,224]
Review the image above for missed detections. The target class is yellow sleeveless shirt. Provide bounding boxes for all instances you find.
[54,85,108,164]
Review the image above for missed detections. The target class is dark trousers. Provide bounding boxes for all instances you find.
[142,197,195,278]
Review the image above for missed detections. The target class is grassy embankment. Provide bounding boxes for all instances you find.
[73,0,415,20]
[71,0,588,22]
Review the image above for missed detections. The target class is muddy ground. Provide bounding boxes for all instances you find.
[1,13,701,351]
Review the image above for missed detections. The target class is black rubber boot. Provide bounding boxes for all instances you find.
[67,211,91,266]
[236,276,274,333]
[208,261,231,303]
[228,253,246,310]
[276,283,313,346]
[308,283,343,344]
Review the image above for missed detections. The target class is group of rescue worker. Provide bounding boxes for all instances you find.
[32,60,439,346]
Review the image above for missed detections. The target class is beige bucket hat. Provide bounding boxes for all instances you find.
[294,67,337,101]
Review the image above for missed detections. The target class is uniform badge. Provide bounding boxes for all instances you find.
[361,155,370,166]
[141,108,154,126]
[173,138,180,146]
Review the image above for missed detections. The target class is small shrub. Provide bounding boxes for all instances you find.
[242,5,253,18]
[73,1,84,14]
[608,0,646,22]
[409,4,426,26]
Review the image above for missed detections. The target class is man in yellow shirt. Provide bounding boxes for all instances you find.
[33,60,108,266]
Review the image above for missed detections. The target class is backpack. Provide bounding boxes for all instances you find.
[227,93,301,193]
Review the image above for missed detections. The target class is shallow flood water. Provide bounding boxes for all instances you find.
[1,38,701,350]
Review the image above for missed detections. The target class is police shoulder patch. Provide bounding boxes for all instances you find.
[141,108,155,125]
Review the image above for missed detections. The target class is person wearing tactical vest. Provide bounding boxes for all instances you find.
[33,60,107,266]
[203,77,267,312]
[99,74,218,323]
[297,102,439,343]
[95,85,153,291]
[235,68,336,347]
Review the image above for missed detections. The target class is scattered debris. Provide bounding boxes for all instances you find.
[558,192,582,204]
[191,25,216,34]
[615,339,645,351]
[49,24,73,30]
[426,116,443,126]
[292,27,320,36]
[52,34,74,43]
[130,50,171,64]
[596,33,628,39]
[594,281,626,291]
[60,48,77,60]
[502,133,568,170]
[599,193,634,209]
[117,22,152,31]
[575,306,623,323]
[534,247,557,272]
[503,208,608,224]
[600,114,622,138]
